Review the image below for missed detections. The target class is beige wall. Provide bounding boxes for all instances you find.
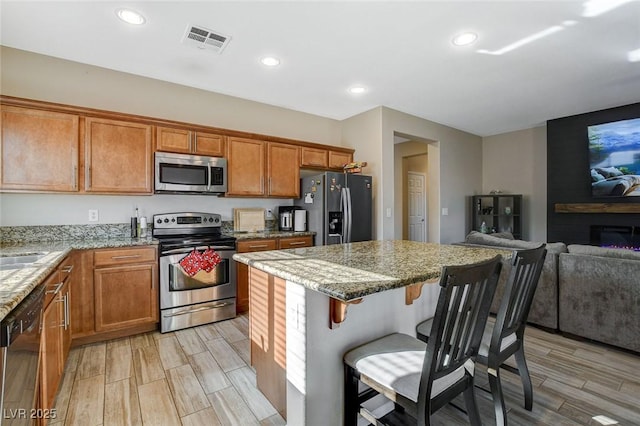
[0,47,342,225]
[482,126,547,241]
[382,107,483,243]
[2,47,543,242]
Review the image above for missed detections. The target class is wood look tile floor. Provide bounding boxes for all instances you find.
[53,315,640,425]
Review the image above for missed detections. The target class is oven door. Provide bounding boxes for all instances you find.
[159,246,236,310]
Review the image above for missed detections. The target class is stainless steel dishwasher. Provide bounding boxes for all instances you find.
[0,284,45,426]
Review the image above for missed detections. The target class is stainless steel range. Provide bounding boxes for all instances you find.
[153,212,236,333]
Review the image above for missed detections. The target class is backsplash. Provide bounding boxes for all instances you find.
[0,223,133,243]
[1,219,279,243]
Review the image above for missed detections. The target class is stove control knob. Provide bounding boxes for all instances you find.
[164,218,169,223]
[156,219,162,224]
[209,217,214,222]
[214,217,220,223]
[171,218,176,222]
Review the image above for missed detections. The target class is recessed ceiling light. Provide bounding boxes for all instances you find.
[261,57,280,67]
[452,32,477,46]
[116,8,146,25]
[349,86,367,94]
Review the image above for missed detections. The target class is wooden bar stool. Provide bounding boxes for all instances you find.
[343,255,502,426]
[417,245,546,426]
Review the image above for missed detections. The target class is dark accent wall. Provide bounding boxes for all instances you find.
[547,103,640,244]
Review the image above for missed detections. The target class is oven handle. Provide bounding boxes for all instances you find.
[163,301,234,317]
[161,245,236,255]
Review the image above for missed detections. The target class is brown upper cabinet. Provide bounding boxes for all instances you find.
[300,146,328,169]
[1,97,355,196]
[267,142,300,197]
[84,117,153,194]
[226,137,299,197]
[329,150,353,169]
[301,146,353,170]
[156,126,225,157]
[1,105,79,192]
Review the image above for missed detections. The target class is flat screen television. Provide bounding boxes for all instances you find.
[588,117,640,197]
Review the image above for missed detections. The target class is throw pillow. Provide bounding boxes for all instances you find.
[591,169,606,182]
[595,166,623,178]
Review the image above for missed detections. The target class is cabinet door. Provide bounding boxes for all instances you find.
[41,293,62,410]
[70,250,95,339]
[94,263,158,332]
[300,147,328,168]
[328,150,352,169]
[236,239,278,314]
[267,142,299,197]
[1,105,79,192]
[227,137,265,196]
[156,126,191,154]
[85,117,153,193]
[194,132,225,157]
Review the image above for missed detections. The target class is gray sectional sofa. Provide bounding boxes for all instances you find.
[458,231,640,353]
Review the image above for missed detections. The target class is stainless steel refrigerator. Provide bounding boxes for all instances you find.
[295,172,372,245]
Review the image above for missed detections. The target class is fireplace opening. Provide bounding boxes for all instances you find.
[590,225,640,251]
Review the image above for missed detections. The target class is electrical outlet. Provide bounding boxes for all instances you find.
[88,209,99,222]
[265,209,274,219]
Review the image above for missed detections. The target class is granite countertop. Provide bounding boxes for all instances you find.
[0,237,157,322]
[233,240,511,302]
[230,230,316,241]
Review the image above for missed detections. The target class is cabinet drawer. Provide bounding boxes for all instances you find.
[94,247,157,267]
[237,239,278,253]
[278,236,313,249]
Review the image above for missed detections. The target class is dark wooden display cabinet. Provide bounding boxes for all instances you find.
[471,194,522,239]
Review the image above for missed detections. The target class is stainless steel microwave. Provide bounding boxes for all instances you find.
[155,152,227,194]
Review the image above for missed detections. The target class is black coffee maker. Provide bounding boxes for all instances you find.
[278,206,299,231]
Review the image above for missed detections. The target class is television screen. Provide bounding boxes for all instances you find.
[588,117,640,197]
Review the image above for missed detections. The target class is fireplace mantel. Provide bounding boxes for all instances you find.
[555,203,640,214]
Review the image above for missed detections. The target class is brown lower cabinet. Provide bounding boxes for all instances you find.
[71,246,158,345]
[236,235,313,314]
[38,246,158,421]
[40,255,73,416]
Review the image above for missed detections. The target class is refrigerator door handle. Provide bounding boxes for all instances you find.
[341,187,349,243]
[346,187,353,243]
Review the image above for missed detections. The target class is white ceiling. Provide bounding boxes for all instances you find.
[1,1,639,137]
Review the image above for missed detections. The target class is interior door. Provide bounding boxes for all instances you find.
[408,172,427,242]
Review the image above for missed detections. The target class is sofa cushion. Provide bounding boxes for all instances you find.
[567,244,640,261]
[465,231,539,249]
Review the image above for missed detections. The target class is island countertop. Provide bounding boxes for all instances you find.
[233,240,510,302]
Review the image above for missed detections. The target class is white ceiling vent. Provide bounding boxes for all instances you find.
[182,24,231,53]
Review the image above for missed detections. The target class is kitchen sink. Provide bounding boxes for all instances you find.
[0,253,47,270]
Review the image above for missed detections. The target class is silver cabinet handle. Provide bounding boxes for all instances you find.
[288,241,307,246]
[248,244,270,249]
[61,265,74,273]
[111,254,142,260]
[73,166,78,190]
[46,282,64,294]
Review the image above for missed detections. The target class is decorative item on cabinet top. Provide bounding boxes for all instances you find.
[234,208,265,232]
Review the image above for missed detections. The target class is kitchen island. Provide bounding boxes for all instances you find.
[233,240,510,425]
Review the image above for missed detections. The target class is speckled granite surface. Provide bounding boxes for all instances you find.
[0,223,135,243]
[230,230,316,240]
[233,240,511,302]
[0,236,157,321]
